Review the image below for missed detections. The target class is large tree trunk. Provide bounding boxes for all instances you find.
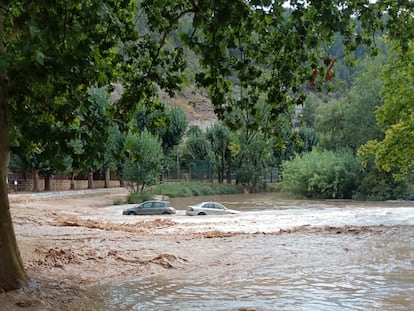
[118,166,125,187]
[226,153,232,184]
[0,8,28,289]
[0,166,27,291]
[44,175,51,191]
[70,172,76,190]
[219,154,225,183]
[104,167,110,188]
[32,169,40,192]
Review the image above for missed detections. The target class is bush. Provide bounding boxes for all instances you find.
[127,191,154,204]
[353,169,409,201]
[151,182,241,198]
[281,149,362,199]
[113,198,126,205]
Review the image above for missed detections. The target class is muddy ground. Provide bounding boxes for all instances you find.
[1,189,412,310]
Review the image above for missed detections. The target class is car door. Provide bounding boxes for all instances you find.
[212,202,226,214]
[205,202,221,215]
[137,201,153,215]
[152,201,165,214]
[203,202,215,214]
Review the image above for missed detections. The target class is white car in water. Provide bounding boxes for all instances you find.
[185,201,240,216]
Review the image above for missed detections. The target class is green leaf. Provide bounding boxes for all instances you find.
[0,55,10,71]
[35,50,45,65]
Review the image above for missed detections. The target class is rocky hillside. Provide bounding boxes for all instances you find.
[112,82,217,132]
[160,84,217,131]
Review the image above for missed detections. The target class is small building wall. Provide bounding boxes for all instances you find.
[8,178,120,193]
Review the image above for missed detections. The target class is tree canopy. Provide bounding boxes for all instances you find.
[358,41,414,177]
[316,57,385,152]
[1,0,137,291]
[124,130,164,192]
[141,0,414,132]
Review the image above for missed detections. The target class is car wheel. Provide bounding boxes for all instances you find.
[128,211,136,215]
[198,212,206,215]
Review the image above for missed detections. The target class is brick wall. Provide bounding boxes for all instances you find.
[8,178,121,192]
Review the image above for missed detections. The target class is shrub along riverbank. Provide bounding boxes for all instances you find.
[116,179,414,205]
[121,182,243,204]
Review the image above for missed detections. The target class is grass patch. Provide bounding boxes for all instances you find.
[116,191,155,205]
[121,182,244,204]
[127,191,154,204]
[151,182,242,198]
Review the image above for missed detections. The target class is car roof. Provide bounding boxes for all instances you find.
[143,200,170,203]
[198,201,219,205]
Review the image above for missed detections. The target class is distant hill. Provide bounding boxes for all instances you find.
[160,85,217,131]
[111,81,217,132]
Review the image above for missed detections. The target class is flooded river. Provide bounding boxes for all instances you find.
[84,194,414,311]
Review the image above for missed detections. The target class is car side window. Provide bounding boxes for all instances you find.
[215,203,224,209]
[153,202,162,208]
[142,202,152,208]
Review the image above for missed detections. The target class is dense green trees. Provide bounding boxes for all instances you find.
[316,57,384,152]
[283,52,411,200]
[206,122,231,183]
[282,48,413,199]
[67,87,113,190]
[358,42,414,178]
[185,125,210,161]
[123,130,164,192]
[158,106,188,154]
[281,149,362,199]
[158,106,188,178]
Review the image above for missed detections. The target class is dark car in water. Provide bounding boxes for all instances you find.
[122,200,176,215]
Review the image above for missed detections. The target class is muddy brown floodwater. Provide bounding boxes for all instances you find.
[1,189,414,311]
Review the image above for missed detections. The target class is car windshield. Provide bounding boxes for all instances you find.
[214,203,225,209]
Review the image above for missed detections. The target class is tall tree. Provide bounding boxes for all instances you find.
[358,41,414,177]
[0,0,135,291]
[183,126,212,179]
[158,106,188,154]
[342,58,385,151]
[133,105,188,179]
[107,124,128,187]
[316,57,385,152]
[206,122,231,183]
[123,130,164,192]
[185,125,210,161]
[231,132,272,192]
[65,87,113,190]
[157,106,188,179]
